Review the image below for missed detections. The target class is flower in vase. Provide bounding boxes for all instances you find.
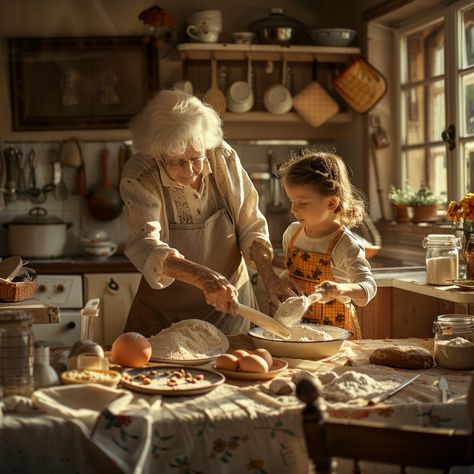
[446,193,474,225]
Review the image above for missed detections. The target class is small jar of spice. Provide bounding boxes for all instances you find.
[433,314,474,370]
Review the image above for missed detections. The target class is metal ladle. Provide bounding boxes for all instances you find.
[27,149,46,203]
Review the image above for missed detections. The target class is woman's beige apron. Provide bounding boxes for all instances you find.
[125,171,255,337]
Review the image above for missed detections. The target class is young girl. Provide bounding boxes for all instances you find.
[252,151,376,338]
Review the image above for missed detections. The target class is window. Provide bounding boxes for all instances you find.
[398,0,474,201]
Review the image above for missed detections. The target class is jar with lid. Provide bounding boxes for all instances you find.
[0,312,34,397]
[433,314,474,370]
[422,234,460,285]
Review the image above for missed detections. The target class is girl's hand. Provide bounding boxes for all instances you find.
[266,276,302,315]
[314,281,343,303]
[199,271,239,316]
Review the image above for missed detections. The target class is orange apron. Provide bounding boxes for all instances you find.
[285,225,362,339]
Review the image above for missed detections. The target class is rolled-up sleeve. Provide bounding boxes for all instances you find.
[221,148,272,267]
[120,175,181,289]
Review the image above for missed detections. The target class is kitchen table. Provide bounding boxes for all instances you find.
[1,337,472,474]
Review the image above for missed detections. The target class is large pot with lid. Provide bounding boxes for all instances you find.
[3,207,72,258]
[248,8,306,45]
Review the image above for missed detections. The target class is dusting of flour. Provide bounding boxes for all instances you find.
[149,319,228,360]
[263,324,333,342]
[322,371,400,403]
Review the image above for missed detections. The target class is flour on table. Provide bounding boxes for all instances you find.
[263,324,333,342]
[149,319,228,360]
[321,371,400,403]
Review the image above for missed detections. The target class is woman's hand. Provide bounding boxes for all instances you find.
[198,270,240,316]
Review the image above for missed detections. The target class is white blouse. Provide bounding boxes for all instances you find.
[281,222,377,307]
[120,141,272,290]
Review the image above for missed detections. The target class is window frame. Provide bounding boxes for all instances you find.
[394,0,474,201]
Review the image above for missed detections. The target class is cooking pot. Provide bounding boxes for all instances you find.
[248,8,305,45]
[3,207,72,258]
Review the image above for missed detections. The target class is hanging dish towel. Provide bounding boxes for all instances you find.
[293,61,339,127]
[332,57,387,114]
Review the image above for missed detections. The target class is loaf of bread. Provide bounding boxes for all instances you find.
[369,345,434,370]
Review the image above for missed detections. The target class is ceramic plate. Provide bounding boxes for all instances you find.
[213,358,288,381]
[452,279,474,290]
[120,366,225,396]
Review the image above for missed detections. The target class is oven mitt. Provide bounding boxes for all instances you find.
[332,57,387,114]
[292,81,340,127]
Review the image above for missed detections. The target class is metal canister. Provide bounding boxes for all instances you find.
[0,312,34,397]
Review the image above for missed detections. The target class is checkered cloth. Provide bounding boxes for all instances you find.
[292,81,339,127]
[332,58,387,114]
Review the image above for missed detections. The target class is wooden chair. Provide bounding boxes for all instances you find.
[296,376,474,473]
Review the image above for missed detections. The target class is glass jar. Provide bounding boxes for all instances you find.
[0,312,34,397]
[422,234,460,285]
[433,314,474,370]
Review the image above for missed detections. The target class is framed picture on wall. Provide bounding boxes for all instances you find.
[9,36,158,130]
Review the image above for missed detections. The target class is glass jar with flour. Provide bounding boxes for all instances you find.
[422,234,460,285]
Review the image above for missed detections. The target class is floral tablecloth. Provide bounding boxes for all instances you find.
[1,337,472,474]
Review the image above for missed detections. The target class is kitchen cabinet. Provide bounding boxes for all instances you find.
[356,287,392,339]
[83,273,141,346]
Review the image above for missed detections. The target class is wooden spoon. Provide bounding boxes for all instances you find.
[205,57,226,116]
[238,303,291,339]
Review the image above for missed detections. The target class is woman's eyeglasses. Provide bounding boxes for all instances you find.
[163,155,206,170]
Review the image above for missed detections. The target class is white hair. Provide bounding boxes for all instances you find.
[130,89,224,157]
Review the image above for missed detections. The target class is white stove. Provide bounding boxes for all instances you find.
[32,274,84,346]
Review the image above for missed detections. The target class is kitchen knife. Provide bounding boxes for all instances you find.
[367,373,421,406]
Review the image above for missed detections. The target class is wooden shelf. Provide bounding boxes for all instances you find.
[178,43,360,63]
[222,111,352,124]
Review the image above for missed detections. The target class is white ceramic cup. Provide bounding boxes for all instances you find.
[186,24,221,43]
[173,80,194,95]
[263,84,293,114]
[82,241,117,259]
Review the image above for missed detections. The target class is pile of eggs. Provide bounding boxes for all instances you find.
[215,348,273,373]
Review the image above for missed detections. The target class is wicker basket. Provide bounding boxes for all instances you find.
[0,280,37,302]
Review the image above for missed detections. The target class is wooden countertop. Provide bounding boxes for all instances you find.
[27,256,137,274]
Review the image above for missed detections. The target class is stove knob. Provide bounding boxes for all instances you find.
[56,284,65,293]
[38,284,47,293]
[66,321,76,329]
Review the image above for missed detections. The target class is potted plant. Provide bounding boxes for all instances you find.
[409,186,442,223]
[387,184,415,222]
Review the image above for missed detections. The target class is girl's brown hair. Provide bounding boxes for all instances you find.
[277,151,366,228]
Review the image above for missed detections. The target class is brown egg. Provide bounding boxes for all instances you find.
[232,349,250,360]
[239,354,269,373]
[215,354,239,371]
[252,348,273,369]
[111,332,152,368]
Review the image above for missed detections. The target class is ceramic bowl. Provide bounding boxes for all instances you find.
[82,240,117,260]
[248,324,351,359]
[309,28,357,47]
[231,31,256,44]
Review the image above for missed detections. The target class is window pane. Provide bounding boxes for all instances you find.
[462,5,474,69]
[428,79,445,141]
[404,86,425,144]
[405,19,444,83]
[404,149,425,189]
[428,146,447,199]
[461,71,474,137]
[462,141,474,195]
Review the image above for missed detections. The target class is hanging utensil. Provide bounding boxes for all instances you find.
[205,56,226,116]
[4,147,18,204]
[27,149,46,204]
[87,146,123,221]
[16,150,28,201]
[53,161,68,200]
[59,138,86,196]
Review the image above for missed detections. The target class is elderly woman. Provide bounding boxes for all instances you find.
[120,90,277,336]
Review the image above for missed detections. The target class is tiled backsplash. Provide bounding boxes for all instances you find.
[0,139,333,257]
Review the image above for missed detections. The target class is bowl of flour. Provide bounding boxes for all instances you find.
[248,323,351,359]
